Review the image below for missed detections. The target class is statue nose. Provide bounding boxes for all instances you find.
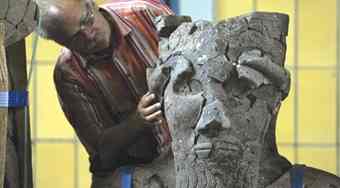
[195,100,231,136]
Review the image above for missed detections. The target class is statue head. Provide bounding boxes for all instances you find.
[148,13,291,187]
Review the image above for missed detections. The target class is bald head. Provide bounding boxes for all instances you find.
[36,0,112,54]
[38,0,85,42]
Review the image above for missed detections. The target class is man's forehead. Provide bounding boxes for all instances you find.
[39,2,83,44]
[58,3,84,31]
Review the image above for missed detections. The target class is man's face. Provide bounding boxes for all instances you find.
[52,1,111,54]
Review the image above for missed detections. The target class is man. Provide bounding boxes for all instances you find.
[37,0,173,187]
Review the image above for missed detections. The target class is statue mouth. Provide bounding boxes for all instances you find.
[193,139,242,160]
[193,142,212,159]
[214,141,242,158]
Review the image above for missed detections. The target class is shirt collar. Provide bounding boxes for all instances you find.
[99,5,132,37]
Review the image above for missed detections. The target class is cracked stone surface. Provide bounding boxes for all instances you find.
[148,13,340,188]
[0,0,37,46]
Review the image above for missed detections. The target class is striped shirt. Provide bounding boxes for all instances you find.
[54,0,173,175]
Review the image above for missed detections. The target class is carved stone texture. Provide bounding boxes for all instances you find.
[148,13,340,188]
[133,153,175,188]
[0,0,37,46]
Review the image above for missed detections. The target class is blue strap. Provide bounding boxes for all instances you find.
[290,165,304,188]
[0,91,28,107]
[119,166,134,188]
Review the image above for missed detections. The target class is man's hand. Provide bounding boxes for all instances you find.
[137,92,163,125]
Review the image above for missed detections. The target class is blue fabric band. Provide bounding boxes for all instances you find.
[119,166,133,188]
[290,164,304,188]
[0,91,28,107]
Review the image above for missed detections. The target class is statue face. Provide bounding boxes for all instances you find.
[164,54,242,163]
[148,14,289,187]
[158,52,275,165]
[149,51,285,187]
[149,52,280,187]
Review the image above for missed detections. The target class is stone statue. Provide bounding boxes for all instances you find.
[0,0,37,47]
[147,13,340,188]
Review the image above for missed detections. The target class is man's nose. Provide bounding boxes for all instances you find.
[195,100,231,136]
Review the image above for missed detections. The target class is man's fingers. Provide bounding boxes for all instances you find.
[139,93,156,108]
[137,92,163,124]
[141,102,161,116]
[145,110,162,122]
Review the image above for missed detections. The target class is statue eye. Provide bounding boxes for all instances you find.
[162,56,206,130]
[171,56,194,94]
[169,56,204,96]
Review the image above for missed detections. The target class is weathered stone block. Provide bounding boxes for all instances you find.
[148,12,340,188]
[155,15,192,38]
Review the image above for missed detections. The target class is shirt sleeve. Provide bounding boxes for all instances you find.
[53,57,158,174]
[53,62,102,155]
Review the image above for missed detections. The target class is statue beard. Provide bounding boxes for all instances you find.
[173,141,263,188]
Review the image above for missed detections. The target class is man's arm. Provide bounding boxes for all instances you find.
[53,63,158,173]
